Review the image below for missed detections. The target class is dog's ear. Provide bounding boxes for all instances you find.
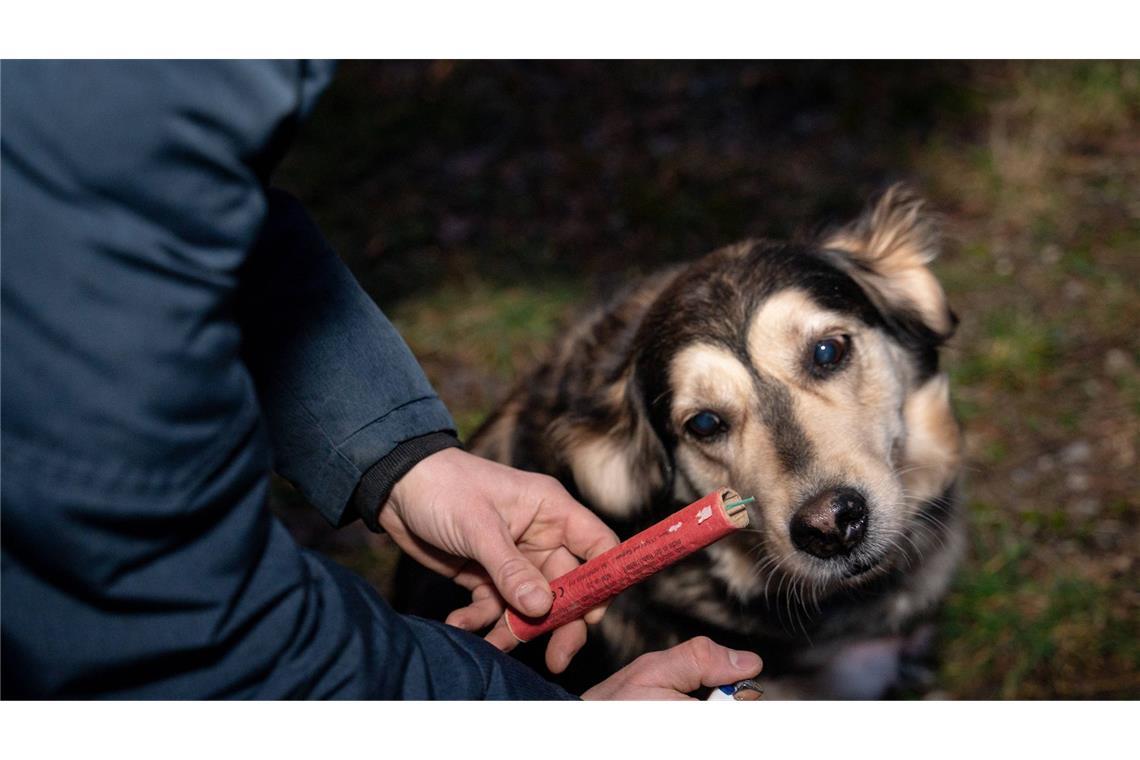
[545,287,674,520]
[899,373,962,504]
[821,184,956,342]
[549,375,671,519]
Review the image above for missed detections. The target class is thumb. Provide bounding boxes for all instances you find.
[636,637,763,694]
[471,523,553,618]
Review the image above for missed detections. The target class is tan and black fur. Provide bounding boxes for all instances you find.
[396,185,965,698]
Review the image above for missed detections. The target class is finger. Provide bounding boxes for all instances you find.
[471,523,553,618]
[539,547,608,626]
[545,619,588,674]
[484,617,520,653]
[532,547,596,670]
[536,545,580,583]
[583,603,607,626]
[539,484,620,561]
[450,564,494,592]
[632,636,763,694]
[446,591,505,632]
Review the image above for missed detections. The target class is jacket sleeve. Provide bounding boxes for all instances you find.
[239,189,460,530]
[1,59,572,700]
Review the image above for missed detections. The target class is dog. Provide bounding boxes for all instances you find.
[395,185,965,698]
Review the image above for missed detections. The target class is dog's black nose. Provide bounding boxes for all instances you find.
[790,488,868,559]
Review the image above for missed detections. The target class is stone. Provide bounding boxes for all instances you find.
[1060,440,1093,466]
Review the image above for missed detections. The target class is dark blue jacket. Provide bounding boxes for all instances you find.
[0,60,571,699]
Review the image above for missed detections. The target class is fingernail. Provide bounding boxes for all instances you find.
[729,650,762,672]
[518,583,550,616]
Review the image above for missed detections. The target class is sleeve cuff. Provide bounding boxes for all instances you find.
[351,431,462,532]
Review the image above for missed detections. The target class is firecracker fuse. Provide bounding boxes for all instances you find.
[504,487,753,642]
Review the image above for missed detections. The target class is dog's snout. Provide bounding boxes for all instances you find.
[790,488,868,559]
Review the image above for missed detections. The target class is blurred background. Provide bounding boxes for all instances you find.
[271,61,1139,699]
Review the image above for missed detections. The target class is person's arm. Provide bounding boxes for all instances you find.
[231,75,623,686]
[239,188,460,531]
[0,59,574,699]
[239,189,622,672]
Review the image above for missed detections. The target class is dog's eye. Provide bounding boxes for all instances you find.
[811,336,849,371]
[685,411,725,439]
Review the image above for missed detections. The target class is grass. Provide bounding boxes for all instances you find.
[940,500,1139,698]
[917,62,1139,698]
[390,279,585,438]
[273,61,1139,698]
[392,282,580,366]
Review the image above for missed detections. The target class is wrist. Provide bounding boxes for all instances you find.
[353,431,461,531]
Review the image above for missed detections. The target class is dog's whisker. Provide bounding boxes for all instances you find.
[917,507,954,531]
[913,510,951,536]
[791,576,807,639]
[795,577,814,641]
[750,553,778,573]
[891,462,946,477]
[763,556,790,612]
[748,555,779,585]
[909,519,950,552]
[785,577,799,635]
[886,533,917,570]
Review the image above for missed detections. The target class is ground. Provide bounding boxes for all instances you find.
[272,61,1139,699]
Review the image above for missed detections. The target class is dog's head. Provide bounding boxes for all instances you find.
[555,185,962,598]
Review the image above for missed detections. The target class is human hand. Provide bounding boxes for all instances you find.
[581,636,764,700]
[379,447,619,673]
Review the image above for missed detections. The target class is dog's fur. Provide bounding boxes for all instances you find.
[396,185,965,698]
